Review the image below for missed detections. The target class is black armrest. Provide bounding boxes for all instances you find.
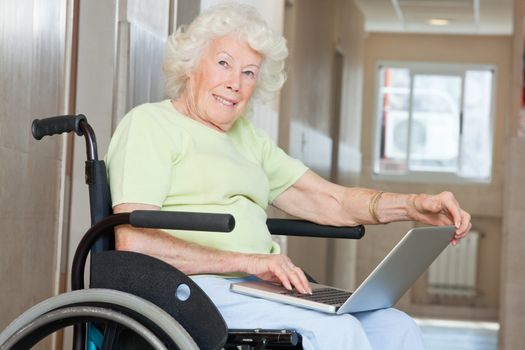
[72,211,235,291]
[266,219,364,239]
[130,210,235,232]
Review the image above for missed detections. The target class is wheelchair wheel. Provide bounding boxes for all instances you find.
[0,306,167,350]
[0,289,199,350]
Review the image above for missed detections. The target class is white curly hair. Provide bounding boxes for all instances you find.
[163,3,288,103]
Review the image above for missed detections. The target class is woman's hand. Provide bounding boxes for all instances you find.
[409,191,472,244]
[243,253,312,294]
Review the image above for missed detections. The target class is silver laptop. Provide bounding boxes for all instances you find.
[230,226,455,314]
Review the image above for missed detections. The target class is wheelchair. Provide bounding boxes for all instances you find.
[0,114,365,349]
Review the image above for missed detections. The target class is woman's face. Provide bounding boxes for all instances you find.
[183,35,262,132]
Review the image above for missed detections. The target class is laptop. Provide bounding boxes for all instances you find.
[230,226,455,314]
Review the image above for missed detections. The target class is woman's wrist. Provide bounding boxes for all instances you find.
[372,192,420,223]
[407,193,421,220]
[231,252,255,274]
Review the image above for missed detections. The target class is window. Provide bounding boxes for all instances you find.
[373,62,495,183]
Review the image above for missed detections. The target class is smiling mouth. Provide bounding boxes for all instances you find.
[213,94,238,107]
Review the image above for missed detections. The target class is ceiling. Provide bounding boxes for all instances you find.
[353,0,514,35]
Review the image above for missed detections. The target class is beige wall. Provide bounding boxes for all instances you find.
[280,0,336,283]
[499,0,525,348]
[358,33,512,320]
[329,0,366,289]
[280,0,366,285]
[0,0,72,347]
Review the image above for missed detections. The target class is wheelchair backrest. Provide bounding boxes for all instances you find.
[85,159,114,252]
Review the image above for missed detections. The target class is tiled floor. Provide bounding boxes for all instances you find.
[416,319,499,350]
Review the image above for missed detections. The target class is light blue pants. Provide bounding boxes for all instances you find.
[192,276,426,350]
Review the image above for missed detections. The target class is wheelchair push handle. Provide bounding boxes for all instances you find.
[130,210,235,232]
[32,114,87,140]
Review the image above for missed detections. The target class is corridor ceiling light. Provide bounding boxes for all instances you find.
[428,18,451,26]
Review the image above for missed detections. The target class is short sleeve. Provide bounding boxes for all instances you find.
[106,106,179,207]
[251,127,308,203]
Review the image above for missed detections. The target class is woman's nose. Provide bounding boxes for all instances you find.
[226,71,241,92]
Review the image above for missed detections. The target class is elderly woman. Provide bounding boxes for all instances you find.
[106,3,471,349]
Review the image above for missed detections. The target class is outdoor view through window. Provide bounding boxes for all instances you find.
[375,63,494,183]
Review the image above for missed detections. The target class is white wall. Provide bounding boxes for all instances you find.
[0,1,72,348]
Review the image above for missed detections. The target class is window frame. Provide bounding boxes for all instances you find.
[372,61,497,185]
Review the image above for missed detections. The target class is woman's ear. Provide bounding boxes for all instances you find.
[184,72,193,89]
[185,68,198,86]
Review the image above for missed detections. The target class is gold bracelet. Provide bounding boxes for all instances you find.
[368,191,384,224]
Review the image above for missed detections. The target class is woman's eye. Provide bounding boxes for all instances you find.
[243,70,255,78]
[218,60,229,67]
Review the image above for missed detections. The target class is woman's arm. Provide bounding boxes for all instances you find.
[114,203,313,293]
[272,170,472,243]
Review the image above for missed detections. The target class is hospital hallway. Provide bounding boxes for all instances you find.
[1,0,524,349]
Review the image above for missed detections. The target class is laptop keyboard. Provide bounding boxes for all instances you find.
[280,287,352,306]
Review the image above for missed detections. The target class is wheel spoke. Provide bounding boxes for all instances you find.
[102,322,122,350]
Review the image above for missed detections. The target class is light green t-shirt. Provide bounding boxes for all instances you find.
[106,100,308,255]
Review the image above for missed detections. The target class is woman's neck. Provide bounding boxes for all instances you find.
[170,97,226,133]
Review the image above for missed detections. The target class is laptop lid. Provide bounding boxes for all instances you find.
[230,226,455,314]
[338,225,454,313]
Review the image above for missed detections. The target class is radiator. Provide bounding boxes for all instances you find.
[427,231,480,297]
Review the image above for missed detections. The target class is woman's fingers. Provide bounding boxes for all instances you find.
[285,265,312,294]
[275,260,311,294]
[420,192,460,226]
[250,254,312,294]
[441,192,463,228]
[456,210,472,236]
[438,194,471,238]
[454,220,472,240]
[416,192,472,240]
[273,267,293,291]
